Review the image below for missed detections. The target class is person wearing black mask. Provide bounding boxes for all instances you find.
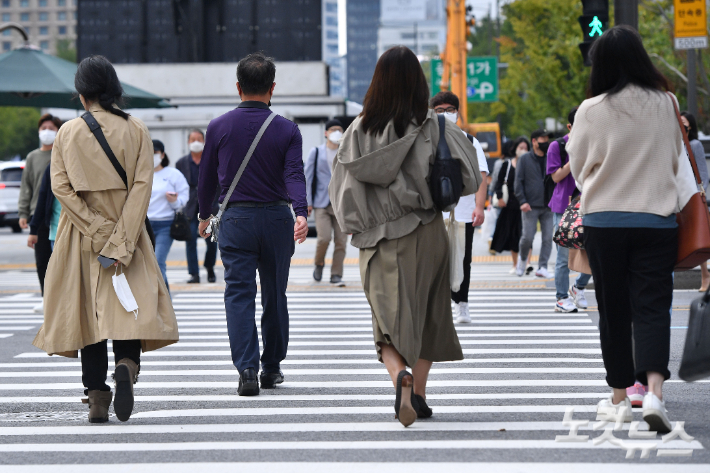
[514,129,554,278]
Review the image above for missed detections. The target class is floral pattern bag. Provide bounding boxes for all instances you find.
[553,196,584,249]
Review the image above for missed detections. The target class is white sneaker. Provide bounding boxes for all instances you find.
[454,302,471,323]
[642,393,672,433]
[515,259,525,277]
[596,395,633,422]
[555,297,578,313]
[33,301,43,313]
[569,285,588,310]
[508,267,517,275]
[535,267,552,278]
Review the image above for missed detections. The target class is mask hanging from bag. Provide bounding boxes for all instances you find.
[112,265,139,319]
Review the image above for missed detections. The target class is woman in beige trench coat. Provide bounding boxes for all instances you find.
[32,56,178,423]
[329,46,481,427]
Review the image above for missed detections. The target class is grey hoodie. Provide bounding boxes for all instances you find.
[329,109,481,248]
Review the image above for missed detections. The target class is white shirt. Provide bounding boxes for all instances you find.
[444,132,489,223]
[148,167,190,221]
[325,146,337,171]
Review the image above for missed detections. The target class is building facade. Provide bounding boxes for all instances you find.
[0,0,77,54]
[76,0,322,64]
[346,0,379,104]
[322,0,345,97]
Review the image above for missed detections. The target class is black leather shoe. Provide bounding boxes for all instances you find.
[313,264,324,282]
[413,394,433,418]
[259,370,284,389]
[238,368,259,396]
[187,274,200,284]
[206,267,216,283]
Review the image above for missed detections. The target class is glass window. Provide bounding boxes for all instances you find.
[39,0,47,5]
[57,11,66,20]
[58,0,65,4]
[1,167,23,183]
[1,13,9,21]
[58,25,66,35]
[20,12,28,21]
[39,26,48,35]
[39,12,48,21]
[2,41,11,51]
[2,29,11,36]
[73,11,77,20]
[1,0,9,8]
[20,0,28,7]
[39,40,49,50]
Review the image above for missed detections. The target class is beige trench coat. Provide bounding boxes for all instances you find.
[32,104,179,357]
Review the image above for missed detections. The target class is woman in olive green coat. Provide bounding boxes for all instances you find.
[329,46,481,427]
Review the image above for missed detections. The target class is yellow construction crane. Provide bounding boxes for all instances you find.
[439,0,502,158]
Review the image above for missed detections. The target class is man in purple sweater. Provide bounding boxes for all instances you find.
[197,52,309,396]
[548,107,591,313]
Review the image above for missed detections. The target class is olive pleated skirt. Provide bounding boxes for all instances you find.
[359,214,464,368]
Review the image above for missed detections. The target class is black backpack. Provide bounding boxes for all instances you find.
[429,115,463,211]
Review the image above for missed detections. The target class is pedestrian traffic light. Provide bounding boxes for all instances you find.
[579,0,609,66]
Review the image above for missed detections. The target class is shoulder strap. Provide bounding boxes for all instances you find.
[81,112,128,188]
[557,137,568,164]
[503,158,512,182]
[311,146,319,200]
[436,114,453,161]
[667,91,702,190]
[215,112,277,219]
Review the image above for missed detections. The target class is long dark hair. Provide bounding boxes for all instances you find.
[75,55,130,120]
[360,46,429,138]
[681,111,700,141]
[589,25,670,98]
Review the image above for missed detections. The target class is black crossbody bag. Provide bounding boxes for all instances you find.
[81,112,156,249]
[429,114,463,211]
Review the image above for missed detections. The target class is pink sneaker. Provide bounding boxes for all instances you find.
[626,382,648,407]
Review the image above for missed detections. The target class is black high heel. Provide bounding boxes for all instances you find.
[413,394,433,418]
[394,370,416,427]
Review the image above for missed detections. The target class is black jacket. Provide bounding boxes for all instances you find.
[29,165,55,235]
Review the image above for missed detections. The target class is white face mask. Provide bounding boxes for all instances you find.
[439,111,458,124]
[516,148,527,158]
[189,141,205,153]
[39,129,57,146]
[112,266,139,319]
[328,130,343,144]
[153,153,162,168]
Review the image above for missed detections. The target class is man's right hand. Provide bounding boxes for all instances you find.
[520,203,532,213]
[294,216,308,244]
[308,206,313,217]
[18,218,28,229]
[27,234,38,249]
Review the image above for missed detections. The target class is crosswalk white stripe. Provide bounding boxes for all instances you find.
[172,319,592,325]
[169,303,563,309]
[0,358,604,368]
[0,334,12,338]
[0,440,701,452]
[0,327,35,330]
[174,332,599,339]
[107,340,600,348]
[0,367,609,377]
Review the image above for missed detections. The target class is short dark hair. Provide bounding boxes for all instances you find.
[38,113,62,130]
[681,111,699,141]
[361,46,429,138]
[589,25,670,98]
[75,55,130,120]
[568,107,578,127]
[237,52,276,96]
[430,91,460,110]
[188,129,204,140]
[514,136,530,152]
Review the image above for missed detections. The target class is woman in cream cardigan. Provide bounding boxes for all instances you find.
[568,26,696,433]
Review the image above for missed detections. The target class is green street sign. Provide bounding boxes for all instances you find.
[431,56,499,103]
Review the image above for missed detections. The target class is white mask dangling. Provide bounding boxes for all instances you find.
[112,264,139,319]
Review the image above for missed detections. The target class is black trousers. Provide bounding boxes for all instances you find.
[584,226,676,388]
[81,340,141,392]
[34,224,52,296]
[452,222,474,304]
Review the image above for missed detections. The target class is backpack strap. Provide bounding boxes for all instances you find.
[311,146,319,203]
[81,112,128,188]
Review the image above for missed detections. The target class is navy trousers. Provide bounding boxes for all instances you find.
[219,205,295,373]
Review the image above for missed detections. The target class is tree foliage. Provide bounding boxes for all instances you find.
[0,107,40,161]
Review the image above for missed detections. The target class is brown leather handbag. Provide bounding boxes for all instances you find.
[668,92,710,270]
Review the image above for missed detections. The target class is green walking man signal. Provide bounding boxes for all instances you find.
[589,16,603,37]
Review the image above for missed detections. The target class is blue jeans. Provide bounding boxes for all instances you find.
[186,216,218,276]
[219,205,295,373]
[151,219,174,290]
[554,212,591,300]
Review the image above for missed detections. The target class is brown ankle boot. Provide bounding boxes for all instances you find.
[82,390,113,423]
[113,358,139,422]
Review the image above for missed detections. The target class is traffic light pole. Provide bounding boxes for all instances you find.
[614,0,638,30]
[688,49,699,118]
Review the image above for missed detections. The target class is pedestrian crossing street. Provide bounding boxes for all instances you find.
[0,286,706,470]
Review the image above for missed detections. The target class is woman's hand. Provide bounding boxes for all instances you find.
[497,199,506,208]
[27,234,38,249]
[166,192,178,203]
